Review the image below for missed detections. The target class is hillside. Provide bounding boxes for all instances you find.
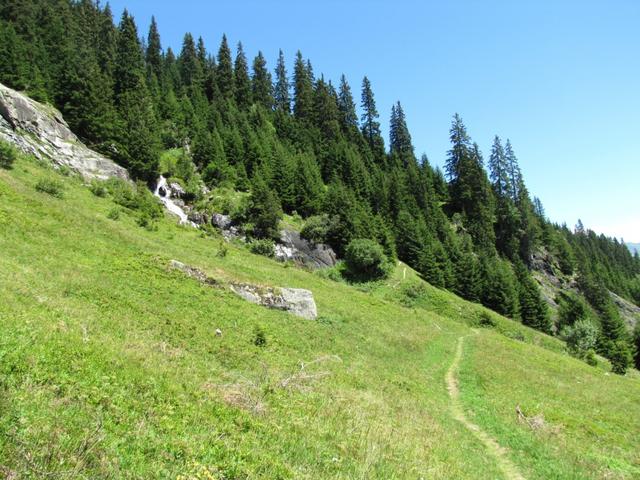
[1,141,640,478]
[628,243,640,255]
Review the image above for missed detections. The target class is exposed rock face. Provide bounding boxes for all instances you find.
[169,259,318,320]
[0,82,129,181]
[275,229,338,269]
[230,283,318,320]
[210,213,244,241]
[610,291,640,330]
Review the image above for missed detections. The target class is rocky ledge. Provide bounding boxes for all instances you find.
[0,82,129,181]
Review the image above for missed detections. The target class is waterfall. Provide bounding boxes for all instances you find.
[153,176,195,227]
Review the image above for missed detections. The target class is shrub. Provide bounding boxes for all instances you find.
[107,207,121,220]
[344,239,391,281]
[399,281,428,307]
[35,178,64,198]
[253,325,267,347]
[216,240,229,258]
[478,311,497,328]
[560,320,598,359]
[301,214,335,244]
[0,141,17,169]
[89,180,108,197]
[249,239,275,258]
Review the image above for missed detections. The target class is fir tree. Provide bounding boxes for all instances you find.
[234,42,251,109]
[360,76,384,156]
[252,51,273,110]
[146,16,162,81]
[216,34,234,99]
[293,51,313,122]
[274,49,290,113]
[337,74,358,132]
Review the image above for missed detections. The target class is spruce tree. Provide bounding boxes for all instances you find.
[337,74,358,132]
[360,76,384,156]
[252,51,273,110]
[234,42,252,109]
[179,32,202,91]
[216,34,234,100]
[146,16,162,81]
[274,49,290,113]
[293,51,313,122]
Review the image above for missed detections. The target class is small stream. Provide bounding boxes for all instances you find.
[153,176,195,226]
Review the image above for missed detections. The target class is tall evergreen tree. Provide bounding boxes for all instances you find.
[216,34,234,100]
[252,51,273,110]
[274,49,290,113]
[293,51,313,122]
[337,74,358,131]
[146,16,162,81]
[234,42,251,109]
[360,76,384,156]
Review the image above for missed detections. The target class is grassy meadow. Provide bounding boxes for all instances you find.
[0,154,638,479]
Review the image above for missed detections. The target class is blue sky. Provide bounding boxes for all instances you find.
[110,0,640,242]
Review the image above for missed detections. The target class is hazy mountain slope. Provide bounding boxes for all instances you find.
[1,150,639,479]
[627,243,640,255]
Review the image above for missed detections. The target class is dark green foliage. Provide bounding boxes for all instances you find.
[216,34,234,99]
[515,262,551,333]
[247,177,282,240]
[344,239,391,281]
[633,324,640,370]
[478,311,497,328]
[0,141,17,169]
[609,341,632,375]
[253,325,267,347]
[252,51,273,110]
[301,214,334,244]
[234,42,252,109]
[557,291,592,329]
[274,49,290,113]
[480,256,519,318]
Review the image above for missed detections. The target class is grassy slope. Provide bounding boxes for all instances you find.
[0,156,638,479]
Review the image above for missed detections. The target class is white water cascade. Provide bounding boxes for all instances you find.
[153,176,195,226]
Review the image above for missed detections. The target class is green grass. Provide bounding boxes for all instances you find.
[0,154,638,479]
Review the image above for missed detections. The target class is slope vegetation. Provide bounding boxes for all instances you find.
[0,155,639,479]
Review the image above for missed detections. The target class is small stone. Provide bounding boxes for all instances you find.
[215,328,222,337]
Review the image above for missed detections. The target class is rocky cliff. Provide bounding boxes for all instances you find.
[0,82,128,181]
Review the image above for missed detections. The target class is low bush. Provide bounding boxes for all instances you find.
[35,178,64,198]
[0,141,17,169]
[253,325,267,347]
[478,311,497,328]
[249,239,275,258]
[301,214,336,244]
[107,207,121,220]
[344,239,391,281]
[89,180,108,197]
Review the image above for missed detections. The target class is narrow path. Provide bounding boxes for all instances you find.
[446,333,526,480]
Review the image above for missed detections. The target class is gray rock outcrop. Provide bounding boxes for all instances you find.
[0,82,129,181]
[230,283,318,320]
[275,229,338,269]
[169,259,318,320]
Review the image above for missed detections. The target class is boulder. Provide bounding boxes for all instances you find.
[275,229,338,269]
[230,283,318,320]
[0,82,129,181]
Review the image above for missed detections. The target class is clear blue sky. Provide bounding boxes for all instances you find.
[110,0,640,242]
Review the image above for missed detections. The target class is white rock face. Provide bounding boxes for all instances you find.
[0,82,129,181]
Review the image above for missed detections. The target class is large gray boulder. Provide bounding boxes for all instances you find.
[275,229,338,269]
[0,82,129,181]
[230,283,318,320]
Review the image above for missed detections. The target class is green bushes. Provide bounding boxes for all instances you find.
[35,178,64,198]
[344,239,392,281]
[101,178,163,228]
[0,141,17,169]
[560,320,598,365]
[249,239,275,258]
[301,214,335,244]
